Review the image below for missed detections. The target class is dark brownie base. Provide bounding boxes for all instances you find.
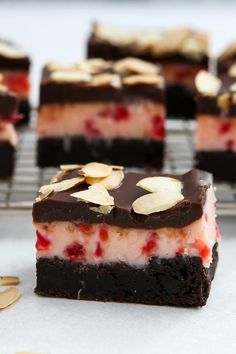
[37,136,164,169]
[167,84,195,119]
[16,98,31,126]
[0,141,15,178]
[35,244,218,307]
[195,151,236,182]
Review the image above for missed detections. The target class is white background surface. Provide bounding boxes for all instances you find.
[0,1,236,353]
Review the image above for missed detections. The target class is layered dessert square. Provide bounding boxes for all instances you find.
[33,162,220,307]
[37,58,165,168]
[87,23,209,118]
[195,70,236,181]
[0,38,31,125]
[0,80,21,178]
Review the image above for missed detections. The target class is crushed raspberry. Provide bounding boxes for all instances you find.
[94,242,103,257]
[142,233,158,255]
[78,223,94,236]
[194,239,210,259]
[64,242,86,261]
[85,119,100,136]
[151,115,165,139]
[176,246,185,256]
[226,139,234,150]
[36,230,51,251]
[0,114,22,124]
[113,105,130,121]
[219,120,231,135]
[99,226,109,242]
[204,213,208,222]
[3,73,30,96]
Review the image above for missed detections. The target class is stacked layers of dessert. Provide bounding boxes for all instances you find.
[33,162,220,307]
[37,58,165,168]
[0,38,30,125]
[87,23,209,118]
[195,70,236,181]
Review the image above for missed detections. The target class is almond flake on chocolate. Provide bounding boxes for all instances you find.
[85,176,102,185]
[39,176,85,194]
[71,184,114,206]
[113,57,159,75]
[90,205,114,215]
[60,164,83,171]
[46,62,73,72]
[50,70,91,83]
[99,170,124,190]
[181,37,205,59]
[78,58,112,74]
[218,93,230,113]
[228,63,236,77]
[95,24,136,46]
[195,71,222,96]
[0,287,21,309]
[137,176,183,194]
[230,82,236,92]
[111,165,124,171]
[123,74,164,86]
[91,73,121,88]
[36,189,53,202]
[81,162,112,178]
[132,191,184,216]
[0,276,20,286]
[0,42,26,58]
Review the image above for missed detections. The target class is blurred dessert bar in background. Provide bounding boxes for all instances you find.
[37,58,165,168]
[195,70,236,181]
[0,78,21,178]
[33,164,219,307]
[217,41,236,74]
[87,23,209,119]
[0,38,30,125]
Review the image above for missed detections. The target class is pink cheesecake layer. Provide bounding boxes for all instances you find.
[196,115,236,151]
[163,63,205,87]
[35,187,219,268]
[37,102,165,141]
[0,123,17,146]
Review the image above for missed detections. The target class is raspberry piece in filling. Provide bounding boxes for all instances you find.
[94,242,103,257]
[99,226,109,242]
[219,120,231,135]
[142,233,158,255]
[176,246,185,256]
[64,242,86,261]
[36,230,51,251]
[194,239,210,259]
[85,119,100,136]
[113,105,130,121]
[78,223,94,236]
[151,115,165,139]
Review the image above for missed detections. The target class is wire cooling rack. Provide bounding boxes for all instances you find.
[0,120,236,215]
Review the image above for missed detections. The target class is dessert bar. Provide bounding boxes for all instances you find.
[195,70,236,181]
[0,80,21,178]
[37,58,165,168]
[33,163,220,307]
[0,38,31,125]
[87,23,209,118]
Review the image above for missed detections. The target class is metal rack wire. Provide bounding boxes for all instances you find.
[1,120,236,215]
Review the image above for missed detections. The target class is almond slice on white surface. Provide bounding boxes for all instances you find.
[0,276,20,286]
[132,191,184,215]
[39,176,85,194]
[136,176,183,194]
[195,71,222,96]
[81,162,112,178]
[0,287,21,309]
[71,184,114,206]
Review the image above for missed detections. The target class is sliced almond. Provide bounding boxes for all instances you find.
[136,176,183,194]
[230,82,236,92]
[78,58,111,74]
[0,287,21,309]
[195,70,222,96]
[113,57,159,75]
[217,93,230,113]
[81,162,112,178]
[0,42,26,58]
[228,63,236,77]
[123,74,164,86]
[46,62,74,72]
[60,164,83,171]
[39,176,85,194]
[71,184,114,206]
[181,37,205,58]
[111,165,124,170]
[98,170,124,190]
[90,205,114,215]
[50,170,65,183]
[0,276,20,286]
[91,73,121,88]
[85,176,102,185]
[94,23,136,46]
[35,189,53,202]
[50,70,91,83]
[132,191,184,215]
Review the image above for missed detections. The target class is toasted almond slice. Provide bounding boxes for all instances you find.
[218,93,230,112]
[39,176,85,194]
[91,73,121,88]
[90,205,114,215]
[136,176,183,194]
[228,63,236,77]
[0,42,26,58]
[35,189,53,202]
[111,165,124,170]
[0,287,21,309]
[46,61,74,72]
[50,70,91,83]
[85,176,102,185]
[195,70,222,96]
[98,170,124,190]
[230,82,236,92]
[132,191,184,215]
[81,162,112,178]
[113,57,159,75]
[0,276,20,286]
[123,74,164,86]
[78,58,112,74]
[71,184,114,206]
[60,164,83,171]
